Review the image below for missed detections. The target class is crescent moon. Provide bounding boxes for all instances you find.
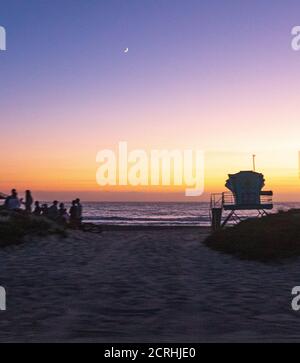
[124,48,129,53]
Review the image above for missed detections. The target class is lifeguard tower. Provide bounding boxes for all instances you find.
[210,171,273,230]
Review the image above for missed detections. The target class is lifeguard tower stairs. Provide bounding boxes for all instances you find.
[210,171,273,231]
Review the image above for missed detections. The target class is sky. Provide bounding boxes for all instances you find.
[0,0,300,201]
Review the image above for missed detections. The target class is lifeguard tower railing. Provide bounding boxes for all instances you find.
[210,191,273,230]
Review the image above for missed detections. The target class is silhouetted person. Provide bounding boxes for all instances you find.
[5,189,21,210]
[4,189,15,209]
[24,190,33,213]
[42,204,49,217]
[59,203,69,225]
[48,200,59,220]
[69,200,78,228]
[75,198,83,225]
[33,201,42,216]
[59,203,65,216]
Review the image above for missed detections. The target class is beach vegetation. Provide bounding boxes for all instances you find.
[204,210,300,261]
[0,209,67,247]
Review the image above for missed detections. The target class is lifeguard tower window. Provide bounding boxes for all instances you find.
[210,171,273,230]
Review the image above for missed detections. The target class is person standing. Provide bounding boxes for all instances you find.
[5,189,21,211]
[24,190,33,213]
[69,200,78,228]
[75,198,83,225]
[59,203,69,225]
[48,201,59,221]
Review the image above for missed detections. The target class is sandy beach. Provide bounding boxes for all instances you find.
[0,226,299,343]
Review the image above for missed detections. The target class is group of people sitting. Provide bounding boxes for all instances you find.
[3,189,83,227]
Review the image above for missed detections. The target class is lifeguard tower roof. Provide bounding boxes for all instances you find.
[225,171,266,209]
[210,170,273,230]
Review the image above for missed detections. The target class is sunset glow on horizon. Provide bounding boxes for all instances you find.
[1,0,300,201]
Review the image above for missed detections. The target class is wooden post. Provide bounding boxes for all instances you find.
[252,154,256,172]
[211,208,222,231]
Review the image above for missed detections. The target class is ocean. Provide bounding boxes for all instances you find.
[80,202,300,226]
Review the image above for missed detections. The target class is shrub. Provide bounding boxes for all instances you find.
[204,211,300,262]
[0,210,67,247]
